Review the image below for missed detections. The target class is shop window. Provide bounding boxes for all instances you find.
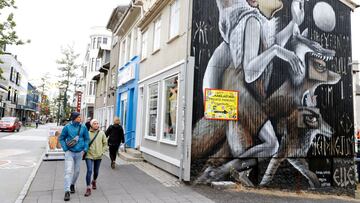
[162,76,178,142]
[146,83,159,139]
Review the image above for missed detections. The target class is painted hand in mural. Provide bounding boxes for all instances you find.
[275,45,304,75]
[291,0,305,25]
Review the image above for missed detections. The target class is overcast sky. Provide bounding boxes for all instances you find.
[8,0,130,87]
[6,0,360,88]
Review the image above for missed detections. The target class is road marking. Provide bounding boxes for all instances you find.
[0,160,36,169]
[1,135,47,141]
[0,149,29,159]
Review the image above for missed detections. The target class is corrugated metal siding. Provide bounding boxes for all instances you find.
[190,0,355,193]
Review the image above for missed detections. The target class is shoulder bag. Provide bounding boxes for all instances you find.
[66,126,81,148]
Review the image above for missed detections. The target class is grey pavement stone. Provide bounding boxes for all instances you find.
[24,158,213,203]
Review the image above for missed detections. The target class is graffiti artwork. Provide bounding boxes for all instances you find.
[191,0,354,193]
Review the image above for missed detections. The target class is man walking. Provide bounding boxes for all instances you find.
[59,112,90,201]
[85,117,91,131]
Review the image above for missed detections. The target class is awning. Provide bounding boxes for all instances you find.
[91,72,100,81]
[99,62,110,73]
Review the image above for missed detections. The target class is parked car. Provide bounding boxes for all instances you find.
[0,117,21,132]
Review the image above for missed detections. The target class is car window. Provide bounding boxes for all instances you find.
[1,117,15,122]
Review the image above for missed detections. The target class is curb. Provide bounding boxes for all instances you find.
[14,150,45,203]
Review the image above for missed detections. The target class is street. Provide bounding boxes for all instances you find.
[0,123,50,203]
[0,124,359,203]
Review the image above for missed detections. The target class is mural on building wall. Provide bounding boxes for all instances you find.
[191,0,354,192]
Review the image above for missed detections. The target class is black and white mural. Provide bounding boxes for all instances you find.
[191,0,355,193]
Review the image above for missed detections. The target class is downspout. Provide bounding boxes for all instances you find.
[179,0,193,181]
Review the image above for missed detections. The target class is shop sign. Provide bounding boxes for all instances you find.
[118,63,135,86]
[76,92,82,112]
[204,89,238,121]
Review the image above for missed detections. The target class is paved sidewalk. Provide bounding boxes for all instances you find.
[23,158,213,203]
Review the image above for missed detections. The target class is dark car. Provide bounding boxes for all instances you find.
[0,117,21,132]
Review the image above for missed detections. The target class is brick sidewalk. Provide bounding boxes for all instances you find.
[23,157,213,203]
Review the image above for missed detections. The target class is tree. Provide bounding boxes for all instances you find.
[0,0,29,79]
[56,45,79,120]
[38,73,51,116]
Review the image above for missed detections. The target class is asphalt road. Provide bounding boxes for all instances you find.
[0,126,28,138]
[0,124,53,203]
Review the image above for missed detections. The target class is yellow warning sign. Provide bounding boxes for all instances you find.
[204,89,238,121]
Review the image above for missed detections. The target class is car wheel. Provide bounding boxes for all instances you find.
[16,128,20,132]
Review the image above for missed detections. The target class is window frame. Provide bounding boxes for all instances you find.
[159,74,180,145]
[144,82,160,141]
[153,16,162,52]
[169,0,180,40]
[141,30,148,60]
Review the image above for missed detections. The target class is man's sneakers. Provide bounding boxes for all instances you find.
[84,188,91,197]
[70,184,75,193]
[64,191,70,201]
[91,180,97,190]
[111,161,115,169]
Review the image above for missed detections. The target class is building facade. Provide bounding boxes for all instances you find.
[81,27,112,121]
[190,0,358,195]
[114,4,142,149]
[25,83,40,121]
[0,53,29,118]
[93,39,112,130]
[136,0,194,180]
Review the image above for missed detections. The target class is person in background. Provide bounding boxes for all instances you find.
[85,117,91,131]
[105,117,124,169]
[35,118,40,128]
[59,112,90,201]
[84,119,107,197]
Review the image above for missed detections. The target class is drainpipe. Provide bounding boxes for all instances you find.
[179,0,193,182]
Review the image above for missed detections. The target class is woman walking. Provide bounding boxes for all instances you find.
[105,117,124,169]
[84,119,107,197]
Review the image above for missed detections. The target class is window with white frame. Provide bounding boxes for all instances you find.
[169,0,180,39]
[146,83,159,138]
[97,37,101,49]
[141,30,148,59]
[133,29,138,56]
[162,76,178,142]
[103,37,108,44]
[126,34,131,61]
[121,40,126,65]
[153,17,161,51]
[91,58,95,72]
[88,82,92,96]
[92,37,96,49]
[96,58,101,69]
[111,68,116,87]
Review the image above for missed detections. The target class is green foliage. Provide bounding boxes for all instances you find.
[56,45,79,119]
[0,0,30,79]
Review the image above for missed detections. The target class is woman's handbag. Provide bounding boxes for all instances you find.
[83,131,99,160]
[66,127,81,148]
[119,143,125,152]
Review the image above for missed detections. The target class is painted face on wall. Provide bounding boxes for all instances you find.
[257,0,283,18]
[247,0,258,7]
